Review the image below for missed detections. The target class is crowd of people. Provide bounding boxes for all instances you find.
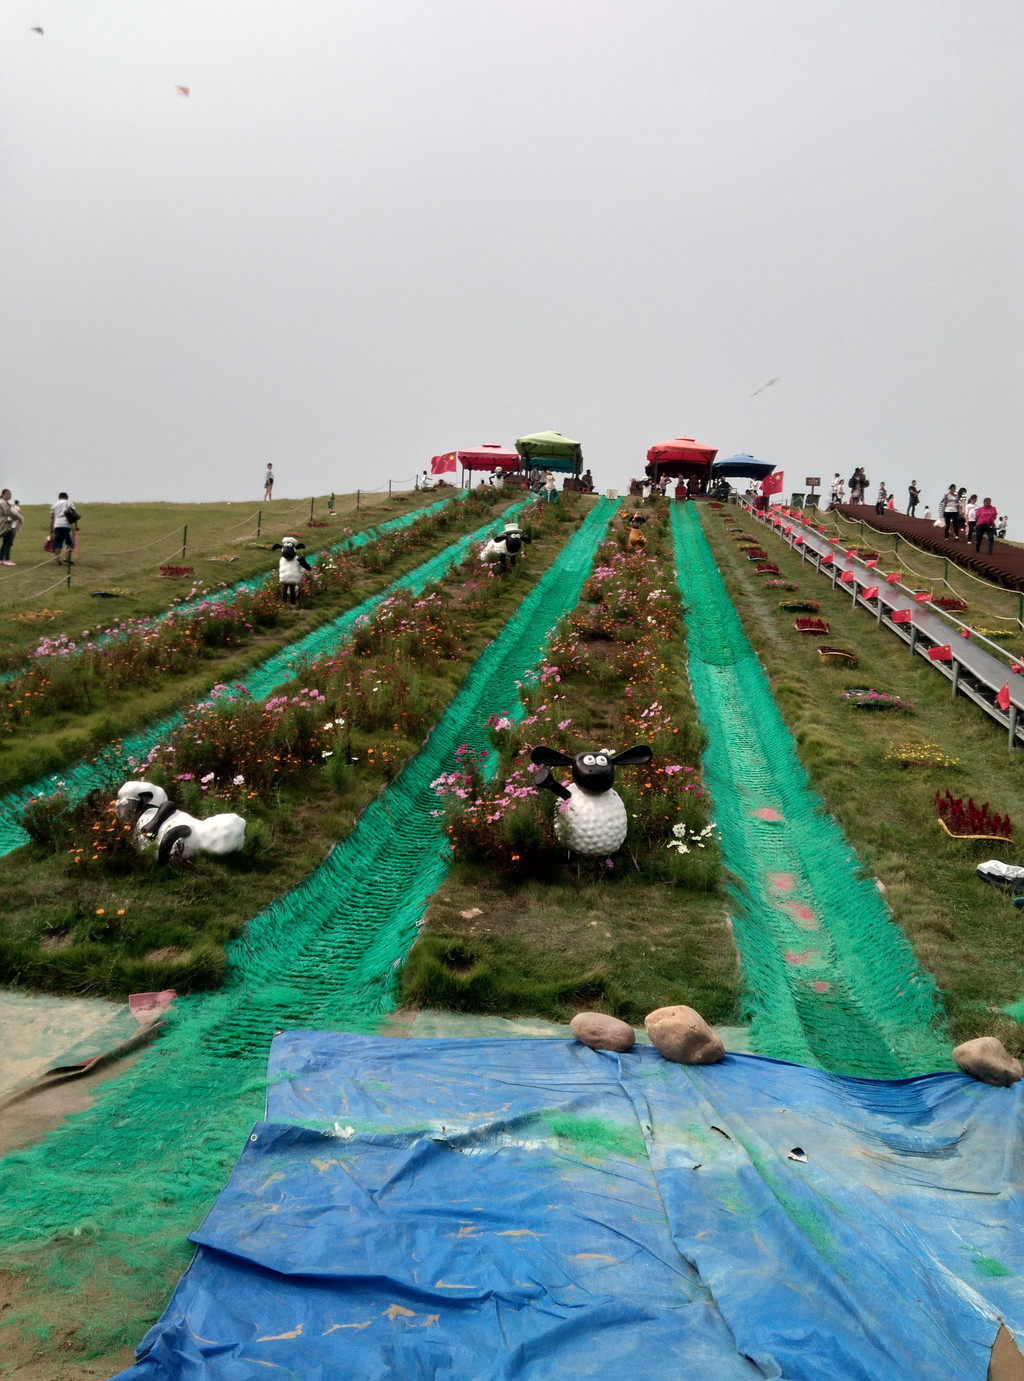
[829,471,1008,551]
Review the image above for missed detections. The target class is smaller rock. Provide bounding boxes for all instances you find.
[953,1036,1023,1087]
[645,1005,725,1065]
[570,1012,635,1053]
[460,907,483,920]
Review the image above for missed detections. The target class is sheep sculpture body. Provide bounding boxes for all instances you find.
[479,522,530,572]
[115,781,246,864]
[530,744,653,856]
[271,536,313,604]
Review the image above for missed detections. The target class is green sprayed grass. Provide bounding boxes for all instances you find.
[702,506,1024,1054]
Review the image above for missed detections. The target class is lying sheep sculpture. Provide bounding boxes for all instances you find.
[530,744,653,855]
[480,522,531,572]
[115,781,246,864]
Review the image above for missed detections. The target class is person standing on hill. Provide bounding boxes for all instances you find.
[965,494,979,545]
[830,473,845,504]
[875,482,888,515]
[49,491,78,563]
[941,485,959,539]
[0,489,19,565]
[263,464,274,500]
[975,498,998,553]
[907,480,920,516]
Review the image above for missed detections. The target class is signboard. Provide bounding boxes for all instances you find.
[805,477,821,487]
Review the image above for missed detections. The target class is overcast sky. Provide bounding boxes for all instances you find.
[1,1,1021,515]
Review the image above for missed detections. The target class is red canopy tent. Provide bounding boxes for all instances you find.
[645,436,718,488]
[431,444,521,483]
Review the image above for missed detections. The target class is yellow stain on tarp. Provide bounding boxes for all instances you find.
[256,1323,303,1341]
[449,1225,480,1238]
[259,1172,287,1192]
[385,1305,416,1321]
[495,1229,540,1238]
[435,1280,474,1289]
[310,1157,344,1173]
[322,1322,371,1334]
[572,1254,615,1262]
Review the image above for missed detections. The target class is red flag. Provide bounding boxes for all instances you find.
[760,472,784,497]
[793,536,804,546]
[783,525,792,535]
[885,571,901,584]
[430,452,457,474]
[781,507,791,516]
[839,569,854,583]
[891,609,912,624]
[959,629,970,639]
[828,536,840,544]
[845,549,856,558]
[1012,664,1023,675]
[914,591,932,604]
[864,559,878,569]
[863,585,879,600]
[928,644,952,661]
[996,683,1011,710]
[820,553,834,566]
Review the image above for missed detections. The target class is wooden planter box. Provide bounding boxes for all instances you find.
[937,818,1013,843]
[818,646,858,666]
[794,618,830,634]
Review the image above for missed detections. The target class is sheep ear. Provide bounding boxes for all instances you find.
[611,745,653,767]
[271,543,283,551]
[137,791,153,805]
[531,745,573,767]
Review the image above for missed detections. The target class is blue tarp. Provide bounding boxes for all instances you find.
[115,1034,1024,1380]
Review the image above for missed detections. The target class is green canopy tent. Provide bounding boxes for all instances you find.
[514,431,584,476]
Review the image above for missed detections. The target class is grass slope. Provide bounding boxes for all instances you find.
[702,505,1024,1053]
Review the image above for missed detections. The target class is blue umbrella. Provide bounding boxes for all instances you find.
[711,454,776,480]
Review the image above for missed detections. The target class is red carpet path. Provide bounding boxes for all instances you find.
[832,504,1024,591]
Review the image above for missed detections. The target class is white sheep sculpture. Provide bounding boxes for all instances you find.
[115,781,246,864]
[271,536,313,604]
[530,744,653,856]
[479,522,531,572]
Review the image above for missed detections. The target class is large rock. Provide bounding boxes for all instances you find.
[645,1005,725,1065]
[952,1036,1023,1087]
[570,1011,635,1053]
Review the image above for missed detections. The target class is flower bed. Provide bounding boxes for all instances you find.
[932,596,968,612]
[745,550,769,561]
[842,688,913,710]
[780,600,821,613]
[794,617,830,634]
[158,565,195,579]
[755,563,780,575]
[885,742,959,769]
[935,789,1012,840]
[430,509,715,888]
[764,579,800,591]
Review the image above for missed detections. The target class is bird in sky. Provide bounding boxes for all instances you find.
[750,376,781,397]
[176,85,190,97]
[29,26,44,34]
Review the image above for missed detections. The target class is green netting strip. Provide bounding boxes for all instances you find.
[0,499,616,1292]
[672,502,948,1076]
[0,499,521,858]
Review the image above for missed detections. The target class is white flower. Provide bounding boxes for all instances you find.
[322,749,333,758]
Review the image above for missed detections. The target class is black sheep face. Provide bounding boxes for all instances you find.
[531,744,653,795]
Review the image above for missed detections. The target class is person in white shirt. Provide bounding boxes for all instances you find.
[263,464,274,500]
[830,473,845,504]
[965,495,978,545]
[49,492,78,562]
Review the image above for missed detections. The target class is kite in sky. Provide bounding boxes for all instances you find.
[29,26,44,34]
[749,376,781,397]
[176,85,190,97]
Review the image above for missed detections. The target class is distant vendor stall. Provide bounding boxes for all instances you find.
[514,430,584,481]
[645,436,718,494]
[431,444,522,488]
[710,454,780,508]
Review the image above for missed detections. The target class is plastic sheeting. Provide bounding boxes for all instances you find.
[116,1034,1024,1381]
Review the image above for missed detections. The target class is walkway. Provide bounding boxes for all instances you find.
[671,503,949,1077]
[833,503,1024,591]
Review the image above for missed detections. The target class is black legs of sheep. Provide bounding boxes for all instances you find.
[280,583,299,605]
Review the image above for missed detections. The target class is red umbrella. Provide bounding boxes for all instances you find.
[457,444,521,472]
[645,436,718,478]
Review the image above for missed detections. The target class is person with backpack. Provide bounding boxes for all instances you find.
[49,491,79,562]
